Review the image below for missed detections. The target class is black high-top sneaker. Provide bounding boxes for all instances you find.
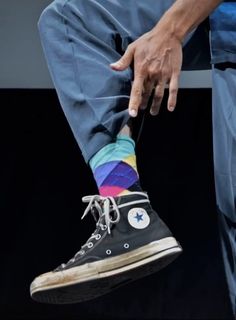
[30,192,182,304]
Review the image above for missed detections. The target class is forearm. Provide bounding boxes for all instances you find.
[155,0,222,41]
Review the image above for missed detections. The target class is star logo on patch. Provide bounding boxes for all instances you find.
[134,212,144,222]
[128,208,150,229]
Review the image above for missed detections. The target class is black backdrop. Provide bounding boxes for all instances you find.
[1,89,234,319]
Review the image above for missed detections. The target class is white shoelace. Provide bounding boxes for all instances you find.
[60,192,149,268]
[81,195,121,234]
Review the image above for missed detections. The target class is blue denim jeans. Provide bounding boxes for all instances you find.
[38,0,208,162]
[210,2,236,314]
[212,66,236,315]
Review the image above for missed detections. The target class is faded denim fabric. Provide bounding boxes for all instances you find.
[38,0,208,162]
[210,1,236,64]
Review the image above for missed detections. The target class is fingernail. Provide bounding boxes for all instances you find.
[140,105,147,110]
[150,110,158,116]
[169,106,175,112]
[110,61,119,67]
[129,109,137,117]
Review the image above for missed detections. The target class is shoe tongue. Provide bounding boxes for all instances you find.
[115,192,148,205]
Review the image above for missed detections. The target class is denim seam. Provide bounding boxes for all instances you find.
[61,0,114,159]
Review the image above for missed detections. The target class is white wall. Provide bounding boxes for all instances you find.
[0,0,212,89]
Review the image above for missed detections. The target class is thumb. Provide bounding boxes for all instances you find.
[110,45,135,70]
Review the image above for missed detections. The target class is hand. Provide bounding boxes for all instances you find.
[110,26,183,117]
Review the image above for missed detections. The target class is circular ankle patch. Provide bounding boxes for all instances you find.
[128,208,150,229]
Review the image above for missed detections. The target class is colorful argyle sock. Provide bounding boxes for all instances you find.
[89,135,142,197]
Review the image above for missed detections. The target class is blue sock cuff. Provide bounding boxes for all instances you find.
[89,135,135,171]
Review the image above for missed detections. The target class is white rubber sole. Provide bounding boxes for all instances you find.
[30,237,182,304]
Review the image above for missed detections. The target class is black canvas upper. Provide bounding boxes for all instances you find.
[55,192,172,271]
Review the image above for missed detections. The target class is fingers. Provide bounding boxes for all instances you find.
[168,73,179,112]
[140,80,153,110]
[150,81,166,116]
[128,74,145,117]
[110,44,135,71]
[149,73,179,115]
[111,43,148,117]
[111,41,180,116]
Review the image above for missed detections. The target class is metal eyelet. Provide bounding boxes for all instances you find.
[80,250,85,255]
[101,225,107,231]
[95,234,101,240]
[106,249,111,255]
[87,242,94,248]
[124,243,129,249]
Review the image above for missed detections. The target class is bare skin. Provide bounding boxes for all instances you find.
[110,0,222,117]
[120,124,131,136]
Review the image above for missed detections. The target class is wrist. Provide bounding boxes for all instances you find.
[154,0,223,43]
[154,9,191,43]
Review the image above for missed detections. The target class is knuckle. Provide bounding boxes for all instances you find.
[155,90,164,100]
[161,70,169,79]
[127,43,134,51]
[137,70,146,78]
[133,87,142,96]
[148,69,158,78]
[153,97,162,105]
[170,87,178,95]
[137,63,147,74]
[156,95,163,101]
[119,59,126,66]
[173,69,180,76]
[153,94,161,102]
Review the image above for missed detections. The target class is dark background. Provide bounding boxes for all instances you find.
[1,89,234,319]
